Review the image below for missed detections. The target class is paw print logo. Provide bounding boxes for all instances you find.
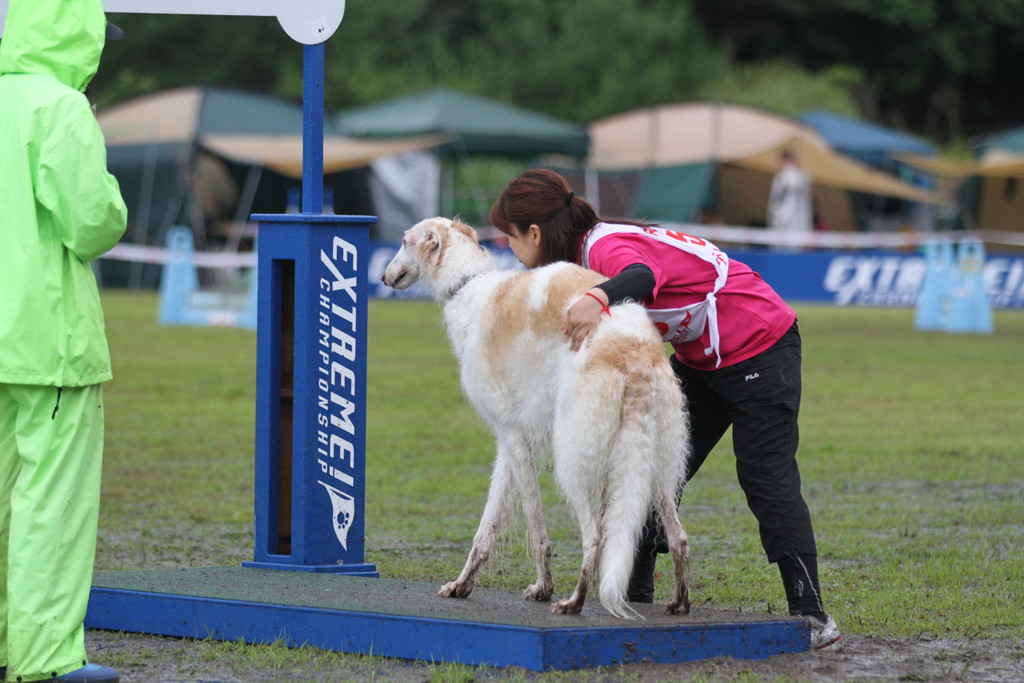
[336,508,351,531]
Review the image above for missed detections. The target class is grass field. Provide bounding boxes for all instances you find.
[95,292,1024,678]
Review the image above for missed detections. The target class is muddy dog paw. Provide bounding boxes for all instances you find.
[551,598,584,615]
[438,581,473,598]
[666,599,691,615]
[523,582,553,602]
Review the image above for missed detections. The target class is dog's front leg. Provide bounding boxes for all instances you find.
[439,448,514,599]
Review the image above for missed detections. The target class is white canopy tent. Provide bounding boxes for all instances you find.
[585,103,943,232]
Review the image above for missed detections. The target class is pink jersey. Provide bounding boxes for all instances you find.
[583,223,796,371]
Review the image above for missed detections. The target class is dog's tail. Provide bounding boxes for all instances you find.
[555,356,644,619]
[597,412,656,619]
[597,356,688,620]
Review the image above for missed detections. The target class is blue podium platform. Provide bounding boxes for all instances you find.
[87,567,808,671]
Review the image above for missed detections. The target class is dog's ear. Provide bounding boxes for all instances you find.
[421,225,443,253]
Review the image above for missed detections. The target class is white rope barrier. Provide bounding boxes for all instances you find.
[102,243,257,267]
[97,227,1024,309]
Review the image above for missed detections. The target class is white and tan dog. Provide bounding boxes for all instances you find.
[382,217,691,618]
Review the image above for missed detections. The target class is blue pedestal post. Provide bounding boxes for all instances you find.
[244,213,378,575]
[244,42,377,575]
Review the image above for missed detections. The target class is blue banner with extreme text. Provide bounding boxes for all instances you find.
[365,243,1024,310]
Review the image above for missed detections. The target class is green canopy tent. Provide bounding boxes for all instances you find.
[335,87,590,232]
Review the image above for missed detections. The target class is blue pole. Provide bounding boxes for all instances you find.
[302,43,326,214]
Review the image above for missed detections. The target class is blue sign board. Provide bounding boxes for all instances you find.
[246,213,378,575]
[736,249,1024,308]
[364,244,1024,310]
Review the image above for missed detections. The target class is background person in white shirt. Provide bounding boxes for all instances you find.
[767,150,813,239]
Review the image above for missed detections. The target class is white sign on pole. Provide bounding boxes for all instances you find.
[0,0,345,44]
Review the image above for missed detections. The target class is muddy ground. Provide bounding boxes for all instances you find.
[86,630,1023,682]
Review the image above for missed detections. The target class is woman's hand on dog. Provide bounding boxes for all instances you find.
[564,288,609,352]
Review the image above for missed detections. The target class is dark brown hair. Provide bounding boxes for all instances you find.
[490,169,653,266]
[489,169,598,266]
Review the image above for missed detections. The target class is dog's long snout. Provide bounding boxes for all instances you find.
[382,267,407,289]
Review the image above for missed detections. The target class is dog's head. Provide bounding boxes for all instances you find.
[381,217,479,292]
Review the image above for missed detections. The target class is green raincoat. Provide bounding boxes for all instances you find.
[0,0,127,387]
[1,0,126,679]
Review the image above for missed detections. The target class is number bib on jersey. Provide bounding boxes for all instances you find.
[582,223,729,366]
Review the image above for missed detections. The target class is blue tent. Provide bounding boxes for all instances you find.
[798,109,935,170]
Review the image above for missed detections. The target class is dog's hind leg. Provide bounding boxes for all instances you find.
[439,447,514,599]
[658,490,691,615]
[651,371,691,615]
[551,494,600,615]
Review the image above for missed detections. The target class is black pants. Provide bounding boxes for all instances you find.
[631,323,817,595]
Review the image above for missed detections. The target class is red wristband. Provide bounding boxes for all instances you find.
[585,291,611,316]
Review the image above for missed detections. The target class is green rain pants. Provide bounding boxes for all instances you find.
[0,384,104,682]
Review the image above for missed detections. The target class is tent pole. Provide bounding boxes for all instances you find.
[453,140,490,224]
[441,157,455,217]
[584,166,600,215]
[226,165,264,254]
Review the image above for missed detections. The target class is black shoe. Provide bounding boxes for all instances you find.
[626,548,658,603]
